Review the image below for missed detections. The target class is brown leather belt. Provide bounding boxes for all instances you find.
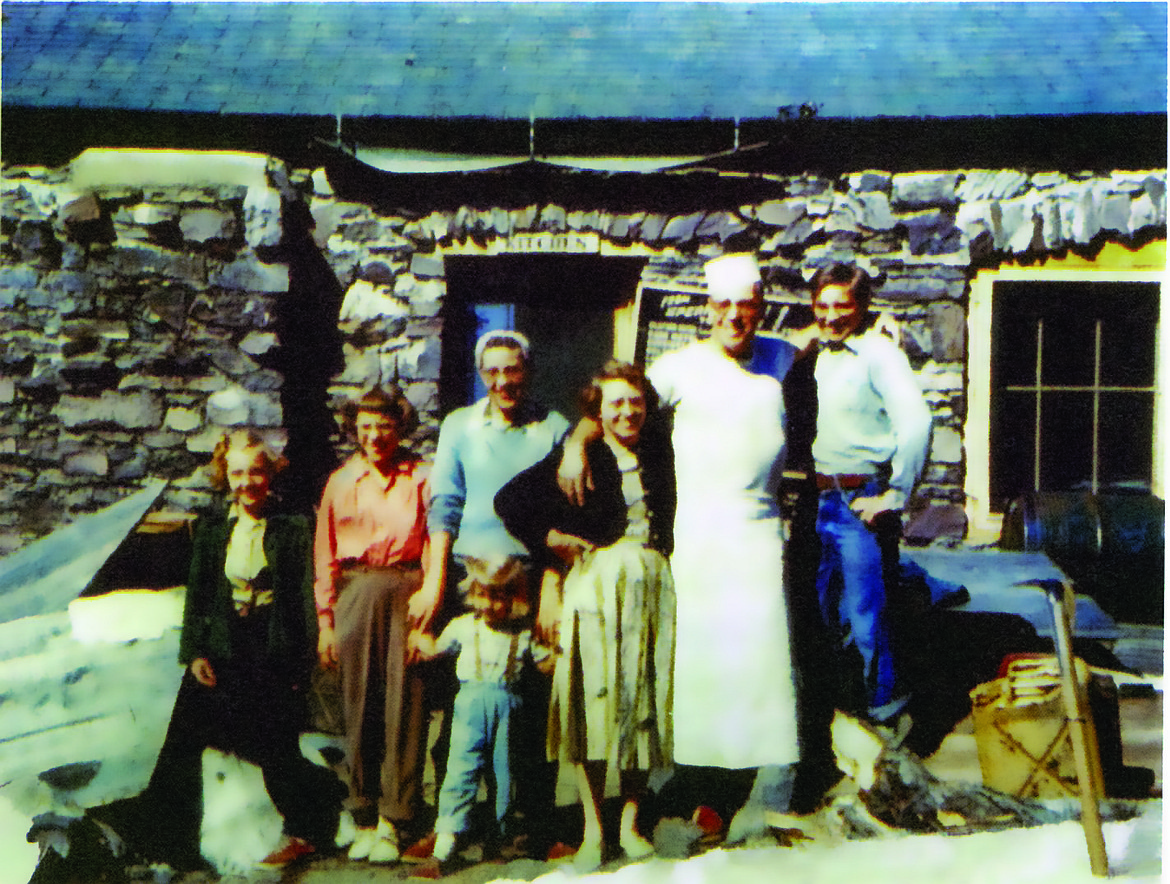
[815,473,875,492]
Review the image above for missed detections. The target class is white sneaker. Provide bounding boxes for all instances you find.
[432,832,456,862]
[368,817,400,864]
[347,826,378,861]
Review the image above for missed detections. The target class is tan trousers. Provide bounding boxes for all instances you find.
[336,565,425,826]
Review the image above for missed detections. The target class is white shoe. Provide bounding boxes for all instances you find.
[433,832,456,862]
[347,826,378,861]
[368,817,400,864]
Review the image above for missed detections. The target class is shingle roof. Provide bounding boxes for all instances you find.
[3,2,1166,119]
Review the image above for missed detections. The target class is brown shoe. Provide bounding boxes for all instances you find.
[260,836,315,867]
[408,859,442,879]
[402,831,437,863]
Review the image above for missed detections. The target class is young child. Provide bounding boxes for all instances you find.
[409,556,553,865]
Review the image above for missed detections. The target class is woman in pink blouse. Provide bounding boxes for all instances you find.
[315,385,429,864]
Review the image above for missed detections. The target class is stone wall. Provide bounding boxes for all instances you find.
[1,150,1165,554]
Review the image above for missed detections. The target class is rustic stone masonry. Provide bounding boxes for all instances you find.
[1,151,1164,555]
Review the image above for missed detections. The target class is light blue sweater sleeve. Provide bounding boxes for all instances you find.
[428,408,468,537]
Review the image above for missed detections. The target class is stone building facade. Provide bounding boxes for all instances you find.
[0,148,1164,554]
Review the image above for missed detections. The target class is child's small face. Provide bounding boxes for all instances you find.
[483,592,512,625]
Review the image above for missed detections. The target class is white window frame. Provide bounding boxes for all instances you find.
[965,263,1166,542]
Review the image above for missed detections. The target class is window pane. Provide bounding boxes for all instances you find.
[991,284,1039,388]
[989,390,1037,509]
[1038,392,1094,492]
[1098,392,1155,490]
[1098,285,1159,386]
[1038,307,1095,386]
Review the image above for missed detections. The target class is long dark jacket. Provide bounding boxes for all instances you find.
[178,506,318,686]
[494,428,675,570]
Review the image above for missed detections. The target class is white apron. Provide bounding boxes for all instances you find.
[648,340,799,769]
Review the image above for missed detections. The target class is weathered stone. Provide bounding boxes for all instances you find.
[856,191,897,231]
[847,171,892,193]
[102,244,206,280]
[409,252,444,278]
[243,186,282,250]
[1029,172,1067,190]
[338,345,381,386]
[143,429,184,448]
[566,209,597,232]
[397,336,442,381]
[1065,183,1101,243]
[1128,192,1160,234]
[880,271,965,302]
[1034,195,1064,249]
[930,426,963,464]
[63,450,109,477]
[62,318,130,340]
[891,172,960,208]
[239,331,278,356]
[634,214,667,241]
[112,448,149,480]
[992,197,1036,252]
[957,170,1028,202]
[56,390,163,429]
[207,257,289,293]
[695,211,748,242]
[180,207,238,243]
[754,199,806,227]
[0,264,40,308]
[340,279,408,324]
[311,169,333,197]
[165,406,203,432]
[1098,193,1132,234]
[661,212,706,243]
[184,426,225,454]
[60,193,102,225]
[929,302,966,362]
[240,370,284,393]
[205,386,250,425]
[205,385,282,427]
[786,177,831,197]
[766,217,819,248]
[0,377,14,404]
[511,205,539,231]
[900,209,960,255]
[915,364,965,392]
[207,344,259,378]
[1107,171,1152,194]
[538,205,567,233]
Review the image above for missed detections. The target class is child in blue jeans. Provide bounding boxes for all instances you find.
[410,556,552,864]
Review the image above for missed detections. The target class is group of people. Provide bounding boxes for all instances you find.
[120,254,932,873]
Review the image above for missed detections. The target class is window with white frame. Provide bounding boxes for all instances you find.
[989,280,1159,510]
[966,265,1164,538]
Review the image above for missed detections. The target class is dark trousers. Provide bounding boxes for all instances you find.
[143,633,340,859]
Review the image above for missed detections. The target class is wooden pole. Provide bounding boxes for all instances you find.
[1046,580,1110,876]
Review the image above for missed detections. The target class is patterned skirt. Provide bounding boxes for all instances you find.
[547,539,675,797]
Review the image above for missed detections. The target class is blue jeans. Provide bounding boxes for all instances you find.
[435,682,519,837]
[815,482,903,720]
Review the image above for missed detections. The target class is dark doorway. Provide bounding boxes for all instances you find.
[440,255,646,420]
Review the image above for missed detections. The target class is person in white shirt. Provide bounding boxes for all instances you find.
[809,263,933,726]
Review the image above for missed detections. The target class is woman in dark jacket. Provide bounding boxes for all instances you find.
[495,361,675,868]
[139,429,340,869]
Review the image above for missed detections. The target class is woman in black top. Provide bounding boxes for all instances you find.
[496,361,675,868]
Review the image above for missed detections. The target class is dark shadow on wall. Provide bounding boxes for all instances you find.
[257,196,346,517]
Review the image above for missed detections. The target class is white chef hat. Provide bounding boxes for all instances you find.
[704,254,762,298]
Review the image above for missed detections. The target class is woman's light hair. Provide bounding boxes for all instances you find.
[206,428,287,491]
